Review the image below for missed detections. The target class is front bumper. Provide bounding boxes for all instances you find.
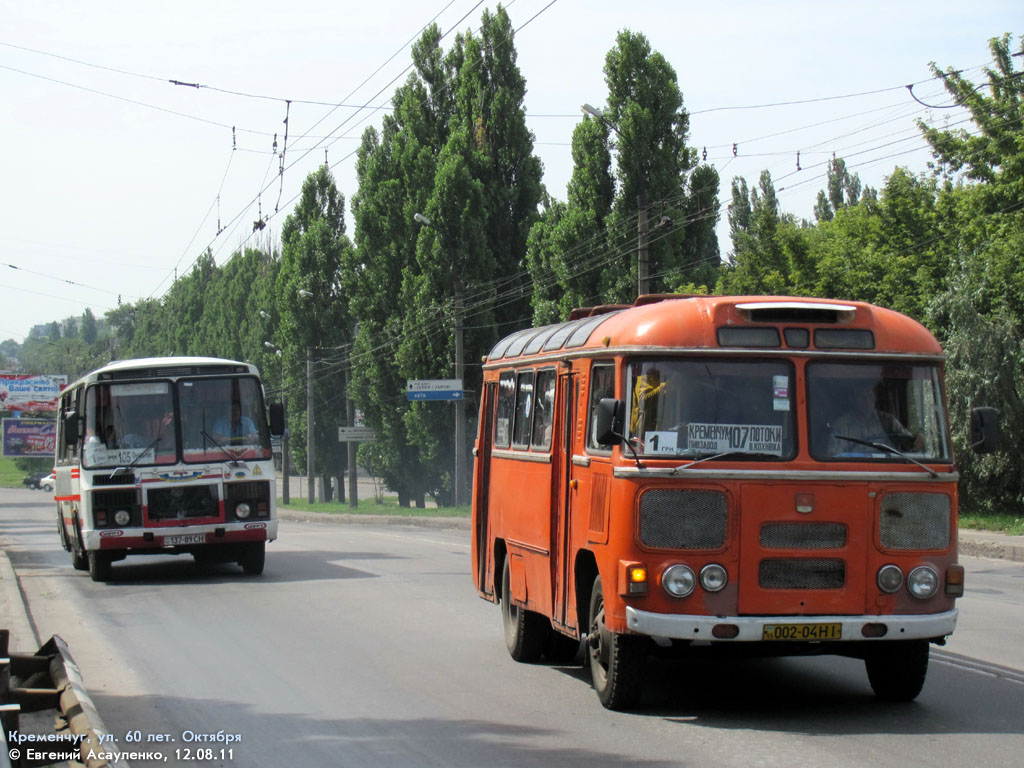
[86,520,277,550]
[625,606,958,642]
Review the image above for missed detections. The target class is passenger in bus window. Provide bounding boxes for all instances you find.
[829,383,924,454]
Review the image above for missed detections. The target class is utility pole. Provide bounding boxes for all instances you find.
[453,289,465,508]
[307,348,315,503]
[345,357,357,507]
[281,391,289,504]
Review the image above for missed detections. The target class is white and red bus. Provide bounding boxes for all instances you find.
[471,295,997,708]
[54,357,284,581]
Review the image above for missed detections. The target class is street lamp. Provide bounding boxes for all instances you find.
[263,340,289,504]
[581,103,649,298]
[414,211,466,508]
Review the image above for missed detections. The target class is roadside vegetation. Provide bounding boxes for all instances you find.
[1,25,1021,526]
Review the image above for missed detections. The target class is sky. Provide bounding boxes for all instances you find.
[1,0,1020,344]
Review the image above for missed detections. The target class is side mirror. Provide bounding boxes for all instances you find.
[63,411,79,446]
[969,407,998,454]
[594,398,624,446]
[268,402,285,436]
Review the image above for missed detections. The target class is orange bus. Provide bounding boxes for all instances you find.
[471,295,996,709]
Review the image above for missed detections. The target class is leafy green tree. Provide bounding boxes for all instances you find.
[526,115,614,323]
[601,30,719,296]
[80,308,98,345]
[349,8,542,505]
[918,33,1023,214]
[277,166,354,500]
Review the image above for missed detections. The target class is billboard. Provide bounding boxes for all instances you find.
[2,418,57,457]
[0,373,68,412]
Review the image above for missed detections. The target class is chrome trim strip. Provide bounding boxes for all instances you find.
[491,449,552,464]
[612,467,959,482]
[506,538,550,557]
[572,455,592,467]
[625,607,958,642]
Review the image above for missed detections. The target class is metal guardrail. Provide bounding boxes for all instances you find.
[0,630,129,768]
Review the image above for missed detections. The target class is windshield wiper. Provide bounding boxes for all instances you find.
[202,429,244,466]
[110,434,162,478]
[672,451,778,473]
[834,435,938,478]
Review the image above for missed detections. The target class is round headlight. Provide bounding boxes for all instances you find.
[235,502,251,520]
[700,563,728,592]
[662,564,696,598]
[877,564,904,594]
[907,566,939,599]
[114,509,131,527]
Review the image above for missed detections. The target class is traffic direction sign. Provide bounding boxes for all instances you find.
[338,426,376,442]
[406,379,463,401]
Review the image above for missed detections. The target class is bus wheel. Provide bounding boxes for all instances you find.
[865,640,929,701]
[587,576,644,709]
[240,542,265,575]
[71,520,88,571]
[501,557,547,662]
[87,551,113,582]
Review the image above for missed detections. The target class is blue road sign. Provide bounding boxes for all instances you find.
[407,390,463,401]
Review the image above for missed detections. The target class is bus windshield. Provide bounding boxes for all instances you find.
[177,377,271,463]
[81,376,270,468]
[626,359,796,459]
[807,362,951,462]
[83,381,178,468]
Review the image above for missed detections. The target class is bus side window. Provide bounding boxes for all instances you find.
[511,371,535,448]
[586,363,616,452]
[530,370,556,451]
[494,371,515,448]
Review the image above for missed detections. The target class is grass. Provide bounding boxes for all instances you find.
[279,496,470,518]
[959,513,1024,536]
[0,456,48,487]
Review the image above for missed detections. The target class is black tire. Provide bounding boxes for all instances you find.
[42,483,53,493]
[543,630,582,664]
[71,520,88,571]
[865,640,930,701]
[87,550,113,582]
[587,575,645,709]
[57,508,70,552]
[501,556,548,662]
[240,542,265,575]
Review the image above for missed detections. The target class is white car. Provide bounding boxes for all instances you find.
[40,473,54,492]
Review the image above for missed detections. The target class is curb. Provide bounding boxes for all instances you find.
[957,529,1024,562]
[278,508,471,530]
[0,547,36,651]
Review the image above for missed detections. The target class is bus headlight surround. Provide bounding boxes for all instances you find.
[114,509,131,527]
[877,564,904,594]
[907,566,939,599]
[235,502,251,520]
[700,563,728,592]
[662,564,696,598]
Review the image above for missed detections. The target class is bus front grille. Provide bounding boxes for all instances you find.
[148,484,219,520]
[759,558,845,590]
[639,489,727,550]
[760,522,847,549]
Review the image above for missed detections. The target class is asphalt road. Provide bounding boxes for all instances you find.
[2,488,1023,767]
